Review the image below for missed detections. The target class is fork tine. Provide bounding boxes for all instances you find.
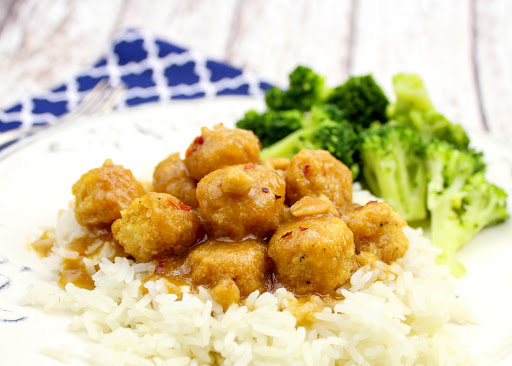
[0,79,126,151]
[70,80,126,118]
[82,83,124,115]
[95,84,125,114]
[71,79,110,116]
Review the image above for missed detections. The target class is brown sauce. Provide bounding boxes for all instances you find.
[31,230,56,258]
[285,295,338,327]
[59,232,126,290]
[142,251,348,317]
[33,219,400,324]
[59,258,96,290]
[33,229,128,290]
[355,250,403,277]
[146,256,194,296]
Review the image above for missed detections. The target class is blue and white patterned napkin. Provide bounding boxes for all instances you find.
[0,28,272,149]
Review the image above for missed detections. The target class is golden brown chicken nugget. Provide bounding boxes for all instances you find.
[184,125,261,181]
[153,153,197,208]
[268,215,355,295]
[112,192,203,262]
[72,159,145,228]
[197,164,285,240]
[286,149,352,207]
[341,201,408,263]
[187,240,269,306]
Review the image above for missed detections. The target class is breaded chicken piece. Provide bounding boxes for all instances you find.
[268,215,355,295]
[112,192,203,262]
[341,201,409,263]
[196,164,286,240]
[72,159,145,228]
[286,149,352,207]
[187,240,269,308]
[184,124,261,181]
[153,153,197,208]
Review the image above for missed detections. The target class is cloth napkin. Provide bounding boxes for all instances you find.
[0,28,272,150]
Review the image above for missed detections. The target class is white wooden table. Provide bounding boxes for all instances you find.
[0,0,510,141]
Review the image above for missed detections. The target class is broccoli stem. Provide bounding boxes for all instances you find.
[260,129,309,160]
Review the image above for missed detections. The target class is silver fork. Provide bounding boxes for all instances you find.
[0,79,126,148]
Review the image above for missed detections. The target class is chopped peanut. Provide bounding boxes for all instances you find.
[290,195,338,217]
[221,167,255,194]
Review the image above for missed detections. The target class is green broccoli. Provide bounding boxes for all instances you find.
[265,66,329,112]
[360,124,428,222]
[388,73,469,150]
[260,104,360,178]
[265,67,389,130]
[426,140,508,276]
[327,74,389,130]
[236,109,303,148]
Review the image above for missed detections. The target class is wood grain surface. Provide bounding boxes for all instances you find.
[0,0,510,141]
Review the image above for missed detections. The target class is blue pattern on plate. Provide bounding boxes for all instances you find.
[0,28,272,140]
[0,259,29,323]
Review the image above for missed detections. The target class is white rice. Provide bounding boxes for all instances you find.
[24,189,476,365]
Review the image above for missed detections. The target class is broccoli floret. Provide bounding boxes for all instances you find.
[261,104,360,178]
[265,68,389,131]
[360,124,428,222]
[423,112,469,149]
[388,73,469,150]
[265,66,329,112]
[327,74,389,130]
[426,140,508,276]
[236,109,303,148]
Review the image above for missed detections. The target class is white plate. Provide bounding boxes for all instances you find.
[0,97,511,365]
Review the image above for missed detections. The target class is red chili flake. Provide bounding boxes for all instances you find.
[275,194,282,200]
[355,205,364,211]
[185,136,204,157]
[169,199,181,209]
[303,164,310,176]
[299,226,308,231]
[154,259,165,275]
[367,200,378,204]
[257,140,263,149]
[244,162,255,169]
[180,202,192,211]
[337,209,343,217]
[281,231,293,238]
[262,187,270,193]
[79,253,85,257]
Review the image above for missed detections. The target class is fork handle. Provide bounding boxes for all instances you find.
[0,127,41,151]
